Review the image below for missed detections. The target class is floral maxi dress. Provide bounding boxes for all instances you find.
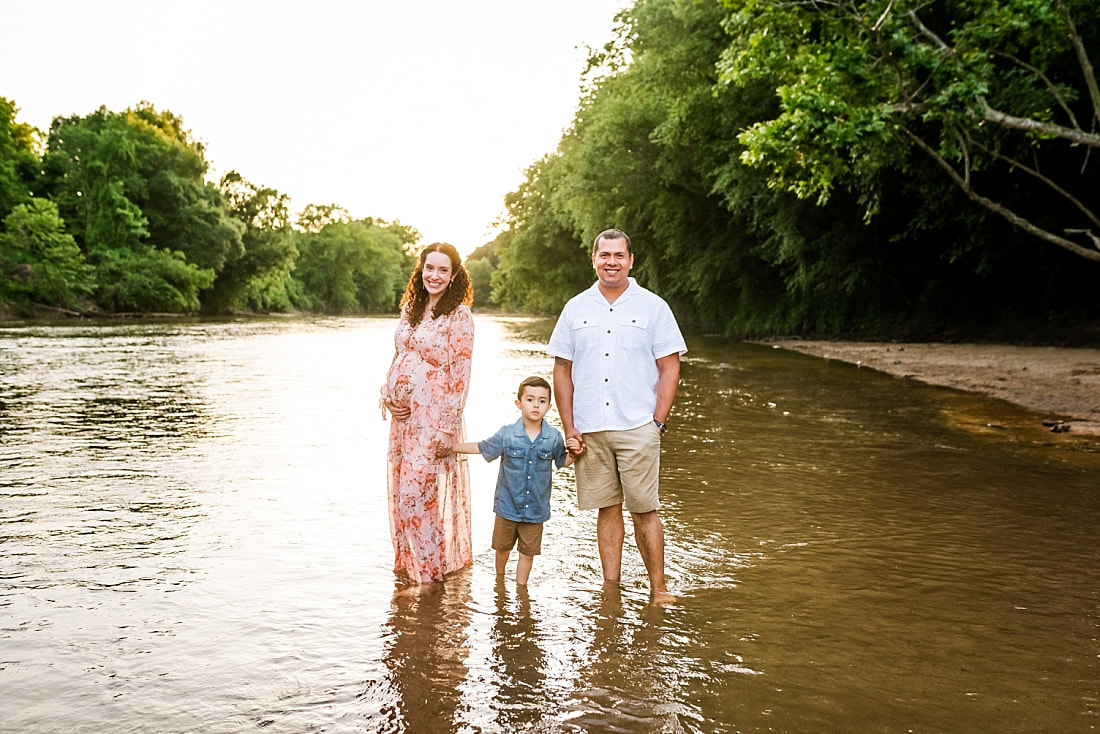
[382,305,474,583]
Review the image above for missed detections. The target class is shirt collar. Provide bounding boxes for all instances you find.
[513,417,546,442]
[586,276,638,304]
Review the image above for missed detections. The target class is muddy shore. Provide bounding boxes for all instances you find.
[760,340,1100,438]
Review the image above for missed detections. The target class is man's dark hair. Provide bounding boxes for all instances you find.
[591,229,632,256]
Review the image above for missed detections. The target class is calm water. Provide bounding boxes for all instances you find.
[1,316,1097,733]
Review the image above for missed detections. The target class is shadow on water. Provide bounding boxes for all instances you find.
[1,317,1097,733]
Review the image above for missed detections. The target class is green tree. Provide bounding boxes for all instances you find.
[38,104,236,311]
[296,203,351,233]
[93,246,215,312]
[205,171,297,312]
[491,155,591,312]
[722,0,1100,264]
[0,199,94,310]
[291,216,414,313]
[125,103,244,272]
[497,0,1098,335]
[0,98,38,226]
[465,256,495,309]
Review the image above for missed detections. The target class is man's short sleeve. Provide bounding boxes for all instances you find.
[652,298,688,359]
[546,300,575,359]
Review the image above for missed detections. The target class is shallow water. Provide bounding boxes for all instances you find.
[1,316,1097,733]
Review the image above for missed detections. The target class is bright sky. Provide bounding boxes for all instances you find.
[2,0,627,256]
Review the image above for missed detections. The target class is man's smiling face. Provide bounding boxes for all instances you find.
[592,236,633,292]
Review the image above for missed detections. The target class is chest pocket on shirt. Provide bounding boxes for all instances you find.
[536,449,554,463]
[619,316,650,350]
[505,447,526,460]
[572,317,599,350]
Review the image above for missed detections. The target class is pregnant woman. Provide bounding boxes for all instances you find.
[380,242,474,593]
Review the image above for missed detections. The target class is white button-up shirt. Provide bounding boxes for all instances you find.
[547,278,687,433]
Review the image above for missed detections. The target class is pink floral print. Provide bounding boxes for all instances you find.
[382,305,474,583]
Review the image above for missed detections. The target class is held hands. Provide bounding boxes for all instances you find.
[433,431,454,459]
[566,432,585,457]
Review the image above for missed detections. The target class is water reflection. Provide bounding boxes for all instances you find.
[564,585,694,732]
[486,581,548,730]
[368,572,475,733]
[0,327,212,598]
[1,317,1097,733]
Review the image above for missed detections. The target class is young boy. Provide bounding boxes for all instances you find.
[449,376,579,585]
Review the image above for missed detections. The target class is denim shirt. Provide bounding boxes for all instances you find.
[477,418,567,523]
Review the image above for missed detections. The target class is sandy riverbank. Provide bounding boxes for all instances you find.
[761,340,1100,438]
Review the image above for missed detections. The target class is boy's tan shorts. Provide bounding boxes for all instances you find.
[492,516,544,556]
[574,421,662,513]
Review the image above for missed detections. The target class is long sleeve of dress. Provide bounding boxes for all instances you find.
[437,306,474,435]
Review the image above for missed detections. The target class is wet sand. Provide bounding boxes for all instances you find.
[760,340,1100,438]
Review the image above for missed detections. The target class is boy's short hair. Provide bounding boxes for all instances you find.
[517,375,551,400]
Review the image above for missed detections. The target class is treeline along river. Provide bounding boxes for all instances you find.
[1,316,1097,732]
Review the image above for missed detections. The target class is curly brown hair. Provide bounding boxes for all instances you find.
[399,242,474,327]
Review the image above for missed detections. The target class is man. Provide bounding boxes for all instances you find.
[547,229,687,602]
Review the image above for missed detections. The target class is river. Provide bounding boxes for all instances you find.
[1,315,1097,733]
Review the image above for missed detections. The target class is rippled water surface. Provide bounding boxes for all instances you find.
[2,316,1098,733]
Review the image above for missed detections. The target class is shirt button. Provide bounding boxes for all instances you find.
[604,352,609,357]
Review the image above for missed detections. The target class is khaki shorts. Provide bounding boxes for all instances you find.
[492,516,544,556]
[574,421,662,513]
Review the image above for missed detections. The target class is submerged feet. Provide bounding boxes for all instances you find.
[649,589,676,607]
[395,580,440,597]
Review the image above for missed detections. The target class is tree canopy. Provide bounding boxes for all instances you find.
[486,0,1099,338]
[4,3,1099,338]
[1,101,417,317]
[724,0,1100,263]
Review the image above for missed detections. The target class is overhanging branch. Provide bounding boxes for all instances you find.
[967,135,1100,232]
[980,101,1100,148]
[904,129,1100,263]
[1055,0,1100,127]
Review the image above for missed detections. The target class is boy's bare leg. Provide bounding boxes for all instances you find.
[495,549,510,576]
[515,553,534,585]
[597,504,625,583]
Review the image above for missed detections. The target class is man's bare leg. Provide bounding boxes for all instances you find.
[631,510,674,603]
[495,549,509,576]
[597,504,625,583]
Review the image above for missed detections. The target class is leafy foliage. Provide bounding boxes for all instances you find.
[722,0,1100,263]
[488,0,1099,337]
[0,199,94,310]
[0,97,38,225]
[291,217,415,313]
[37,103,238,311]
[203,171,297,313]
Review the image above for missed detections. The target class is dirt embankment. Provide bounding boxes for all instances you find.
[762,340,1100,437]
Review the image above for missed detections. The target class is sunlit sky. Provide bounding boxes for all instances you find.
[3,0,628,256]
